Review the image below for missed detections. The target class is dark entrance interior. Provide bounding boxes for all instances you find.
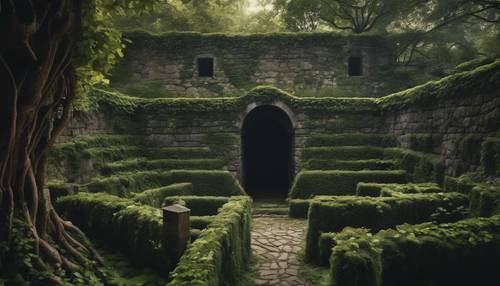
[242,105,294,199]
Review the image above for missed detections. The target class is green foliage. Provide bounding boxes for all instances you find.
[112,0,279,34]
[102,158,225,175]
[88,85,379,116]
[167,197,252,286]
[469,185,500,218]
[307,133,396,147]
[303,146,385,161]
[377,59,500,111]
[132,183,194,208]
[0,218,121,285]
[289,170,407,199]
[96,244,167,286]
[305,159,396,171]
[190,216,216,230]
[456,134,483,172]
[404,133,439,153]
[454,57,495,74]
[86,170,245,197]
[481,137,500,176]
[163,196,232,216]
[384,148,445,184]
[56,193,167,272]
[76,0,155,98]
[305,192,469,264]
[356,182,442,197]
[329,215,500,286]
[443,172,485,194]
[288,199,312,218]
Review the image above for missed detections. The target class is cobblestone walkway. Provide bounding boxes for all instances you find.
[251,215,309,286]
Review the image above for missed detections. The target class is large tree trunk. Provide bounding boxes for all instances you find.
[0,1,101,283]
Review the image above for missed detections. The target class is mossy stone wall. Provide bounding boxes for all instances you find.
[383,88,500,176]
[110,31,395,98]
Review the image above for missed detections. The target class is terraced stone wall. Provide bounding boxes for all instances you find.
[381,78,500,176]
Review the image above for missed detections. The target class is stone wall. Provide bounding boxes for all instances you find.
[129,99,381,183]
[383,89,500,176]
[110,32,395,98]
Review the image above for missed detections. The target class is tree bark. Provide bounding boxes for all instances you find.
[0,1,101,282]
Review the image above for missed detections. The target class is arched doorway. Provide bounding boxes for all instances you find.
[242,105,294,199]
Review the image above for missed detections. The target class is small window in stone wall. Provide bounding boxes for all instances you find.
[197,57,214,77]
[348,56,363,76]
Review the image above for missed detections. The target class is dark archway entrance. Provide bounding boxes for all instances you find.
[242,105,294,199]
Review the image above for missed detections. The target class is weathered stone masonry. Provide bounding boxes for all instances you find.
[111,32,395,98]
[63,82,500,184]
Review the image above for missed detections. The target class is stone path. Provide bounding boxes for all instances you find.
[251,214,309,286]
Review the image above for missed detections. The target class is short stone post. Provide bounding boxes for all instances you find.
[163,204,191,269]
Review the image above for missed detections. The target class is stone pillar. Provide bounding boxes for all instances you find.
[163,204,191,268]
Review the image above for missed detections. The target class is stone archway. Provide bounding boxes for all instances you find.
[241,105,294,198]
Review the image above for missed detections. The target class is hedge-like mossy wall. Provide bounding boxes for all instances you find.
[56,193,168,271]
[376,59,500,111]
[305,193,469,264]
[167,197,252,286]
[132,183,194,207]
[289,170,407,199]
[85,170,245,197]
[329,215,500,286]
[482,137,500,177]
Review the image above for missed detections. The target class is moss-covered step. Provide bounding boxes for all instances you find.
[132,183,194,207]
[482,137,500,177]
[307,133,396,147]
[383,148,445,184]
[302,146,385,161]
[356,182,442,197]
[289,170,407,199]
[305,159,397,171]
[142,147,214,159]
[85,170,245,197]
[102,158,226,175]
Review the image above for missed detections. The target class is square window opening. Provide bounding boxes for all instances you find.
[348,56,363,76]
[198,58,214,77]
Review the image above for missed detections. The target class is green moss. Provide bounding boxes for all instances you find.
[302,146,385,161]
[384,148,445,184]
[163,196,231,216]
[289,170,407,199]
[481,137,500,176]
[469,185,500,217]
[402,133,439,153]
[330,215,500,286]
[453,57,495,73]
[289,199,311,218]
[102,158,225,175]
[86,169,245,197]
[305,159,396,171]
[443,172,487,194]
[305,193,469,264]
[456,134,483,172]
[132,183,194,207]
[356,182,442,197]
[377,58,500,110]
[87,85,379,118]
[167,197,252,286]
[190,216,216,230]
[307,134,396,147]
[55,193,168,271]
